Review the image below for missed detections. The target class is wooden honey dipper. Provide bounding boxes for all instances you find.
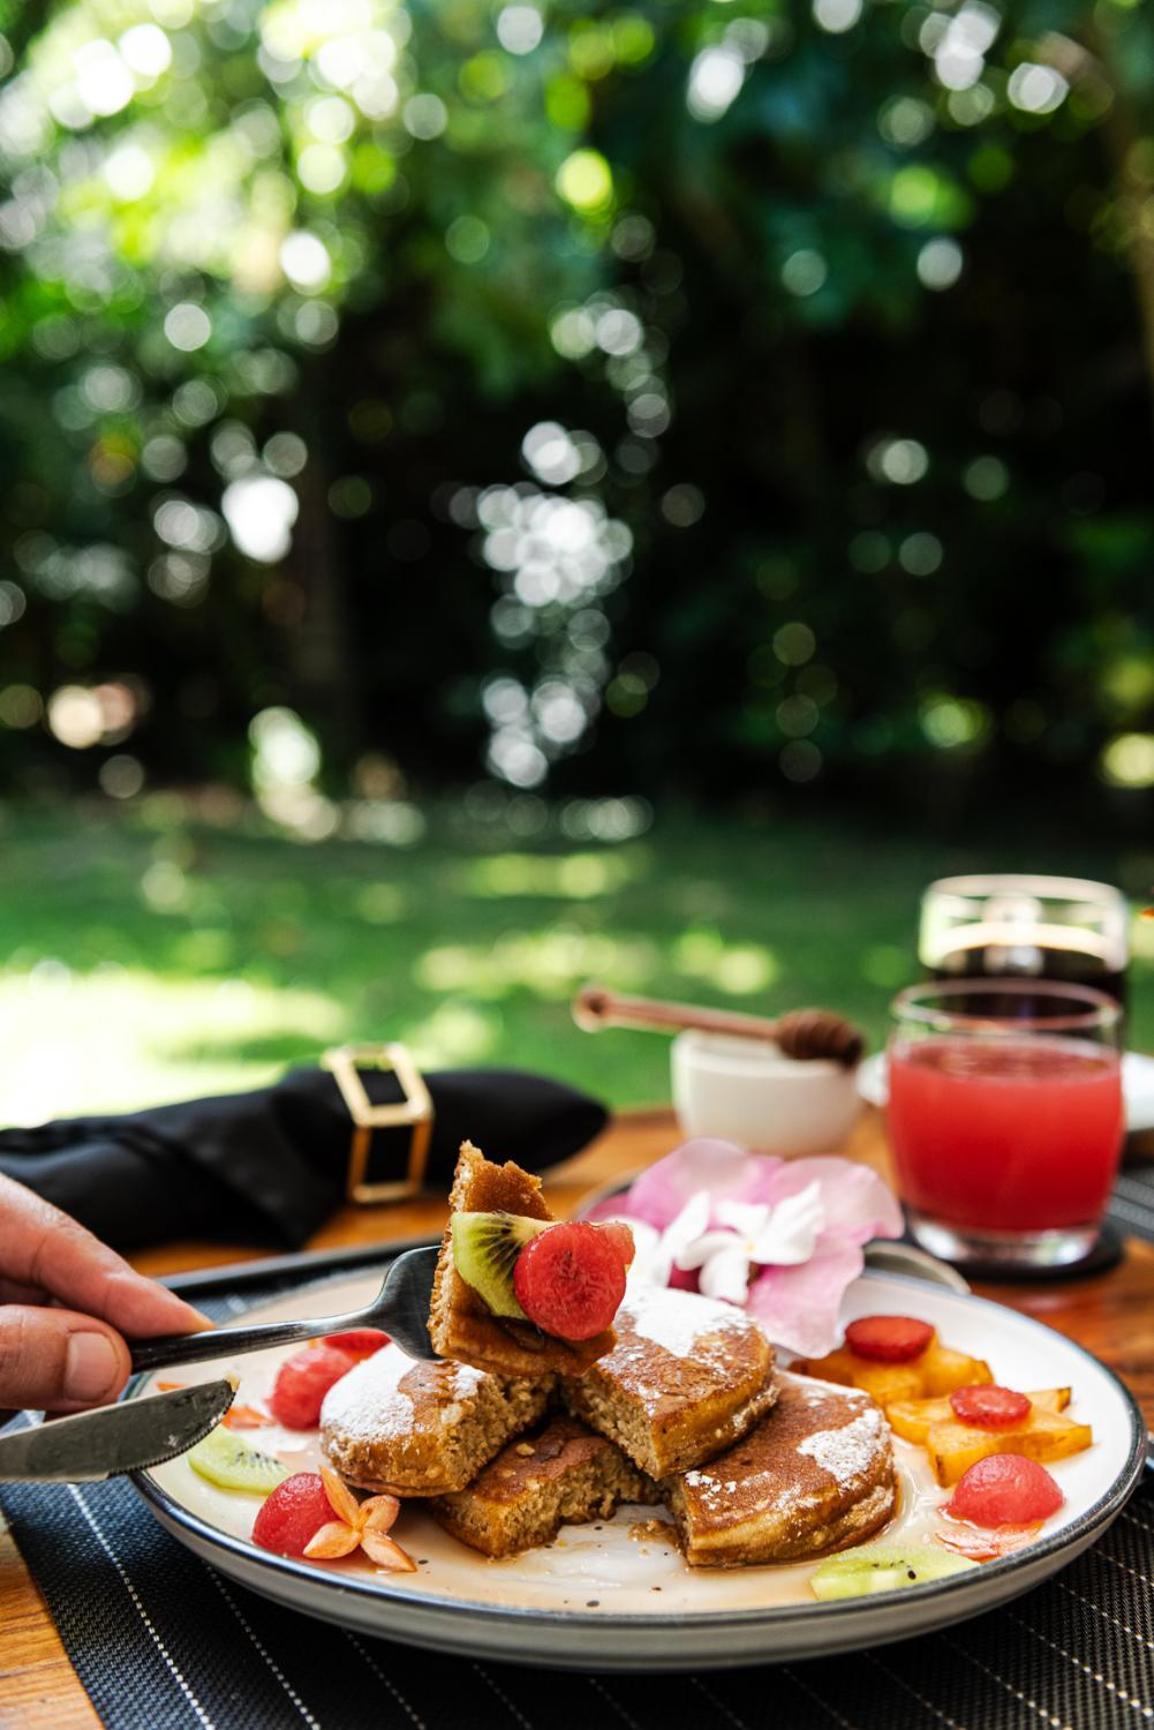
[572,984,866,1068]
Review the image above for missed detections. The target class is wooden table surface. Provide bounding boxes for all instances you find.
[3,1105,1153,1729]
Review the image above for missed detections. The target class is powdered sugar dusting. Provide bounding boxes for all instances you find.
[625,1287,754,1359]
[320,1344,483,1443]
[797,1408,886,1488]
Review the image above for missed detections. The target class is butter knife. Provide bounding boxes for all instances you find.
[0,1381,235,1482]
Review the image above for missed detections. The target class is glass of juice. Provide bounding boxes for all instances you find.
[887,980,1124,1269]
[919,874,1129,1010]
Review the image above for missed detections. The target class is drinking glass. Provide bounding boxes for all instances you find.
[887,980,1124,1269]
[919,874,1129,1009]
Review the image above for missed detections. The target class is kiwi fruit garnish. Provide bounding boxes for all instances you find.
[451,1210,548,1318]
[187,1426,290,1495]
[810,1543,978,1601]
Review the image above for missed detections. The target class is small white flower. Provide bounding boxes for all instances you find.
[616,1192,711,1290]
[670,1182,826,1305]
[618,1218,663,1289]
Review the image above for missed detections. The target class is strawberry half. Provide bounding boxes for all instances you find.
[253,1473,335,1556]
[268,1343,357,1430]
[513,1220,628,1341]
[322,1329,389,1360]
[946,1454,1064,1528]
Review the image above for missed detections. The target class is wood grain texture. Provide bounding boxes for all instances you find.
[1,1103,1151,1727]
[0,1519,99,1729]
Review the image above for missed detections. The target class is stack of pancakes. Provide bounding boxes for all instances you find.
[321,1281,896,1566]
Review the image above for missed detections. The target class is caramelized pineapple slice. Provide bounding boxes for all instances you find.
[792,1347,923,1406]
[888,1387,1071,1447]
[847,1362,927,1407]
[928,1405,1092,1486]
[793,1334,992,1406]
[917,1343,994,1398]
[789,1346,857,1387]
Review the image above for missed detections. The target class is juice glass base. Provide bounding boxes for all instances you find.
[906,1210,1100,1271]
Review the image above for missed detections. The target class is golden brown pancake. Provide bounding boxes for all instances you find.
[429,1142,616,1378]
[562,1285,777,1478]
[320,1342,551,1497]
[429,1416,659,1558]
[664,1371,896,1567]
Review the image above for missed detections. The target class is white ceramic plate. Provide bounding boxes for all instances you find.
[858,1049,1154,1133]
[131,1270,1145,1672]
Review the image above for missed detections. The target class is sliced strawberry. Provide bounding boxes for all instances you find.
[946,1454,1064,1528]
[513,1220,628,1341]
[845,1315,934,1363]
[599,1221,636,1268]
[253,1473,334,1556]
[269,1343,357,1430]
[949,1385,1031,1429]
[322,1329,389,1360]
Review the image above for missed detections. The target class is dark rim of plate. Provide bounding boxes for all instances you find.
[128,1270,1149,1635]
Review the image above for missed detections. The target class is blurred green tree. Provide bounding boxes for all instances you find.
[1,0,1153,820]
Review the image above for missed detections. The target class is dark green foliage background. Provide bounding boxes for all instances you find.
[2,0,1153,816]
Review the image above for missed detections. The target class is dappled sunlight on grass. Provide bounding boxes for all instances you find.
[4,808,1154,1122]
[415,929,660,998]
[457,849,646,899]
[673,930,779,995]
[0,967,347,1123]
[404,1001,503,1067]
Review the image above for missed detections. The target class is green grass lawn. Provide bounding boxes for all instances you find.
[4,802,1154,1124]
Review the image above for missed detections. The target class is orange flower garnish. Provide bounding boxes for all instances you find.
[303,1467,416,1571]
[222,1403,272,1431]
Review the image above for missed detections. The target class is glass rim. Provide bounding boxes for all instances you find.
[891,977,1122,1035]
[924,872,1126,908]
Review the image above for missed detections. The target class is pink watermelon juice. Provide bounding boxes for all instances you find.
[888,1036,1124,1233]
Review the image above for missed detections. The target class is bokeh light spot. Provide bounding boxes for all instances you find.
[280,232,331,292]
[163,303,212,352]
[813,0,863,34]
[781,249,828,297]
[917,237,963,290]
[555,149,614,212]
[1101,734,1154,789]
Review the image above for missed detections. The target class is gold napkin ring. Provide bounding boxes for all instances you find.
[320,1042,434,1204]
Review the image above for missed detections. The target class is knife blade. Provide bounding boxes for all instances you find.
[0,1380,235,1483]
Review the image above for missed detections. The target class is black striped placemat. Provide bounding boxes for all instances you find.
[1109,1160,1154,1244]
[4,1452,1153,1730]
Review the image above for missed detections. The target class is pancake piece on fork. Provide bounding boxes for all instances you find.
[429,1141,618,1378]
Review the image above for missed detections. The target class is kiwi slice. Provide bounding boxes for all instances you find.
[810,1543,978,1601]
[451,1210,546,1318]
[187,1426,290,1495]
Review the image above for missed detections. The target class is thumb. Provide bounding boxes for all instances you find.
[0,1307,131,1413]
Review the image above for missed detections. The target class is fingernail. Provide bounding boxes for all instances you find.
[65,1332,121,1401]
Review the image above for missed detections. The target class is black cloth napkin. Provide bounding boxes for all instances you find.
[0,1067,607,1252]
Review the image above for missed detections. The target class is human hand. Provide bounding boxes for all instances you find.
[0,1173,208,1412]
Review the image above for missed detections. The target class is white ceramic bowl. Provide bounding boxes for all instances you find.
[671,1029,863,1155]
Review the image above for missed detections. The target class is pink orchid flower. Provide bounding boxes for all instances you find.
[589,1138,903,1358]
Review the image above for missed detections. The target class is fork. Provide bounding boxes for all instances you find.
[128,1245,441,1374]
